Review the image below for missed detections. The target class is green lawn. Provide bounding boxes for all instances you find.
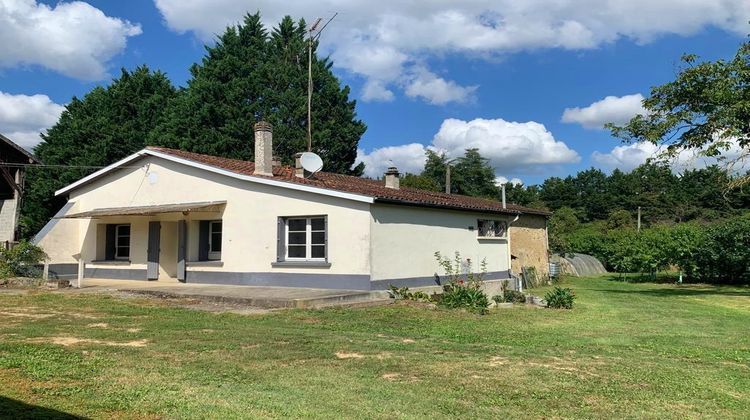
[0,277,748,419]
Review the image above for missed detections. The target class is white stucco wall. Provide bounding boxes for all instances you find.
[34,202,83,264]
[44,156,372,279]
[369,204,511,282]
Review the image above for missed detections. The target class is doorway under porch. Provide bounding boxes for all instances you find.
[62,201,225,283]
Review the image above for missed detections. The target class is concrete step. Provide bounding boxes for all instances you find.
[121,288,391,309]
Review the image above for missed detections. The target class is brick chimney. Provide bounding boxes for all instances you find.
[294,152,304,178]
[254,121,273,176]
[384,166,400,189]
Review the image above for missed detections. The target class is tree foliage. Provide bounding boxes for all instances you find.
[548,207,580,253]
[609,38,750,188]
[535,163,749,226]
[415,148,499,198]
[451,148,498,198]
[151,13,366,174]
[566,215,750,284]
[22,66,177,237]
[400,173,441,192]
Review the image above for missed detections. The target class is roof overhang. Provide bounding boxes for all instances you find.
[61,201,226,219]
[54,149,375,204]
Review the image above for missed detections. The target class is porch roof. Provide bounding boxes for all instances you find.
[62,201,226,219]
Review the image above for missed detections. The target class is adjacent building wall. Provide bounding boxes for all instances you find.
[0,198,17,243]
[369,203,511,289]
[509,213,549,277]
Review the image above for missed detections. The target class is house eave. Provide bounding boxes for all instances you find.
[54,149,376,205]
[373,197,523,216]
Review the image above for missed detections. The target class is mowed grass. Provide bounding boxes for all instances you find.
[0,277,748,419]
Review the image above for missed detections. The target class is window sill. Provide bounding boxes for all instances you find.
[90,260,131,265]
[477,237,508,241]
[187,261,224,267]
[271,261,331,268]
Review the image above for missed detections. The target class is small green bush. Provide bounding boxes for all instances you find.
[388,285,432,302]
[498,290,526,304]
[545,287,576,309]
[440,282,489,314]
[0,241,47,278]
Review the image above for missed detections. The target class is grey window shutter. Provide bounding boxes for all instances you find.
[198,221,209,261]
[324,216,328,262]
[105,224,116,260]
[276,217,285,262]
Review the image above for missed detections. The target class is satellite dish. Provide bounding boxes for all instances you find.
[300,152,324,174]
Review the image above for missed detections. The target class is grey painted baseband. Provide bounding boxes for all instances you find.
[370,270,512,290]
[84,268,148,280]
[186,270,371,290]
[185,269,510,291]
[47,263,78,280]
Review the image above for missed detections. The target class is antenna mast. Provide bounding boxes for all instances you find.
[307,13,337,152]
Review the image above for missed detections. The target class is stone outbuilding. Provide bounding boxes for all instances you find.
[0,133,39,244]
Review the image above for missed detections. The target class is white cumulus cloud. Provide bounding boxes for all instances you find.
[592,139,749,173]
[562,94,646,129]
[357,117,580,178]
[0,91,65,149]
[153,0,750,104]
[495,176,523,186]
[432,118,580,172]
[403,67,477,105]
[0,0,142,80]
[356,143,428,178]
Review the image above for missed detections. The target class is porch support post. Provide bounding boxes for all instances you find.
[76,257,84,288]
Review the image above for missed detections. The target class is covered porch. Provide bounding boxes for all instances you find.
[63,201,226,283]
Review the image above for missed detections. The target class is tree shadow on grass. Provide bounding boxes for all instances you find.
[593,276,750,298]
[0,396,86,419]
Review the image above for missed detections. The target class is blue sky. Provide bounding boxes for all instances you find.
[0,1,747,185]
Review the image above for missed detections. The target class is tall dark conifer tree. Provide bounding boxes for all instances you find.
[151,13,366,174]
[22,66,176,237]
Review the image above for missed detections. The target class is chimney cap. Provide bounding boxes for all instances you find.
[385,166,399,175]
[254,121,272,132]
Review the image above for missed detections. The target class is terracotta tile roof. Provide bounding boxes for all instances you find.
[146,146,551,217]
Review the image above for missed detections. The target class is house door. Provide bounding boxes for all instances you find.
[147,221,160,280]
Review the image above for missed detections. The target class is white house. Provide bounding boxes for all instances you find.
[34,122,549,290]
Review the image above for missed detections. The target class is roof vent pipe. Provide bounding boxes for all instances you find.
[254,121,273,176]
[384,167,400,189]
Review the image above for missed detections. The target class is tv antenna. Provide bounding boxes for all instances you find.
[307,12,338,152]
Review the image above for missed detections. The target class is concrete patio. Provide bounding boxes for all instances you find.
[78,279,391,309]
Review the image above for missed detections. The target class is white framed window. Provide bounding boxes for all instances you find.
[115,224,131,260]
[284,216,326,261]
[477,219,507,238]
[208,221,222,260]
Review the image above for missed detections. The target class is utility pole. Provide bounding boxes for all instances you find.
[445,164,451,194]
[306,13,337,152]
[637,206,641,232]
